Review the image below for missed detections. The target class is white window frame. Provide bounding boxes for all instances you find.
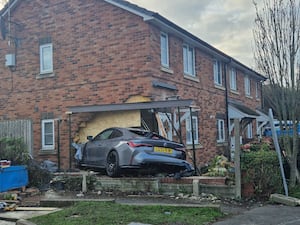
[213,59,223,86]
[217,119,225,143]
[230,68,237,91]
[183,44,195,76]
[160,32,169,68]
[244,75,251,96]
[42,119,55,150]
[40,43,53,74]
[246,123,253,139]
[186,116,199,145]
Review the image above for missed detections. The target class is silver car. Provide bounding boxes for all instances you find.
[79,127,194,177]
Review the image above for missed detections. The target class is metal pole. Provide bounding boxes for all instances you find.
[190,107,197,175]
[269,108,288,196]
[68,113,72,170]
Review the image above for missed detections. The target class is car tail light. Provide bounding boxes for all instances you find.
[127,141,152,148]
[175,147,185,152]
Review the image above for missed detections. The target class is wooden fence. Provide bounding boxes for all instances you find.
[0,119,33,155]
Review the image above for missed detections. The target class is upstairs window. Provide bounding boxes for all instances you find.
[186,116,199,145]
[244,75,251,96]
[213,59,223,86]
[183,44,195,76]
[160,32,169,68]
[39,37,53,75]
[255,82,260,99]
[230,68,237,91]
[42,119,54,150]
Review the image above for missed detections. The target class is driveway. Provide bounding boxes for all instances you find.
[213,204,300,225]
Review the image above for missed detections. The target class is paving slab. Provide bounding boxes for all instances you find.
[0,207,60,221]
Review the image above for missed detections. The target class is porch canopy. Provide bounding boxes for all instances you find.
[67,99,194,114]
[228,102,259,119]
[228,101,260,133]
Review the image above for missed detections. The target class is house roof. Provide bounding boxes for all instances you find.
[105,0,266,81]
[67,99,194,114]
[1,0,266,81]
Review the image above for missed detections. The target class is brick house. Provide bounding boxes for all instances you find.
[0,0,266,170]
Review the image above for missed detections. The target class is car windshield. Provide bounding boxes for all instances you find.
[128,129,167,140]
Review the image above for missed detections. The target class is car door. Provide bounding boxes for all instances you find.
[84,129,114,166]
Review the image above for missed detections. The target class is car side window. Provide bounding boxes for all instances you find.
[109,130,122,139]
[94,129,114,141]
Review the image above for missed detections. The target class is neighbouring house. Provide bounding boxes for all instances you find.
[0,0,267,170]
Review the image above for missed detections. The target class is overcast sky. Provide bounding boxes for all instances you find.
[128,0,257,68]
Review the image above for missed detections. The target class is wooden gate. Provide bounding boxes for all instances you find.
[0,119,33,155]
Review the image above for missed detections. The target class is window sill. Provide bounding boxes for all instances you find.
[184,75,199,82]
[256,98,260,101]
[214,84,225,91]
[246,95,253,99]
[160,66,174,74]
[230,90,239,95]
[186,143,203,149]
[216,141,228,147]
[39,149,57,155]
[36,72,55,79]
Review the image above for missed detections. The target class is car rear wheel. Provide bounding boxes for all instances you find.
[106,151,119,177]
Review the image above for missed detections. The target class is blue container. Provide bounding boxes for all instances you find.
[0,165,29,192]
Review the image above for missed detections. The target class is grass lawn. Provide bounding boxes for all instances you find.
[30,201,224,225]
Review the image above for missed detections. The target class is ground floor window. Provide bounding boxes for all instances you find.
[186,116,199,145]
[246,123,253,139]
[42,119,55,150]
[217,119,225,143]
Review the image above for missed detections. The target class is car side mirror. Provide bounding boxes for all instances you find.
[87,136,93,141]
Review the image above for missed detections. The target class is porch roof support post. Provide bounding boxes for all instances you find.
[177,107,183,144]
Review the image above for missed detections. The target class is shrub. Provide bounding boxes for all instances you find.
[241,146,283,198]
[0,137,31,164]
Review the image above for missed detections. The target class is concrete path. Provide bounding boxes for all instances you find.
[213,204,300,225]
[0,220,14,225]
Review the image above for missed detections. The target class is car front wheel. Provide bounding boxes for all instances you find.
[106,151,120,177]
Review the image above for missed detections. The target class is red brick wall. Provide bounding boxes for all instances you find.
[0,0,263,169]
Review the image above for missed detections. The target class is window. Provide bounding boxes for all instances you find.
[255,82,260,99]
[42,119,54,150]
[230,68,237,91]
[217,119,225,143]
[244,75,251,96]
[213,59,222,86]
[160,32,169,68]
[40,43,53,74]
[183,44,195,76]
[246,123,253,139]
[186,116,199,144]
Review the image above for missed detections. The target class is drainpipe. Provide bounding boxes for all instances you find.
[224,59,231,160]
[57,119,61,171]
